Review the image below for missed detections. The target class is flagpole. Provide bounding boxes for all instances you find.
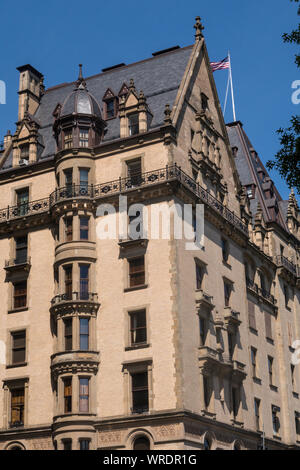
[223,64,230,117]
[228,51,237,121]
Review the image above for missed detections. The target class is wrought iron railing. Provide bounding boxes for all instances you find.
[0,165,249,236]
[246,277,276,305]
[51,292,98,305]
[0,198,50,224]
[275,255,298,277]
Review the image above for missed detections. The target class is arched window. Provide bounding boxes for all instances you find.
[233,441,241,450]
[133,436,150,450]
[204,437,211,450]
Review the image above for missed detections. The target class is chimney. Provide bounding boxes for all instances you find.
[3,130,12,149]
[16,64,44,121]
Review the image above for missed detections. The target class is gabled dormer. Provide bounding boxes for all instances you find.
[12,113,43,167]
[102,88,118,120]
[119,79,153,138]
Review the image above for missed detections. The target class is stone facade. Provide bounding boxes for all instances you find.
[0,18,299,450]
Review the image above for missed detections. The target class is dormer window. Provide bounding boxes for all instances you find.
[103,89,118,120]
[64,130,73,149]
[106,98,116,119]
[20,145,29,161]
[79,129,89,148]
[128,114,139,136]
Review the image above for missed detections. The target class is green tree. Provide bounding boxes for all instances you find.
[267,0,300,193]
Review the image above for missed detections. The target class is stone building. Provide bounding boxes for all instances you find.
[0,18,299,450]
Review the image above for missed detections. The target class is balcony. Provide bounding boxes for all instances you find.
[246,277,276,306]
[275,255,298,280]
[50,291,100,316]
[0,165,248,238]
[4,256,31,272]
[51,350,100,377]
[224,307,241,327]
[195,290,215,310]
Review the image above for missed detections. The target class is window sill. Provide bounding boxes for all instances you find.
[273,435,281,441]
[222,260,232,270]
[124,284,148,293]
[253,377,262,385]
[200,409,216,419]
[8,307,29,314]
[266,337,274,345]
[249,327,258,336]
[6,362,27,369]
[125,343,150,351]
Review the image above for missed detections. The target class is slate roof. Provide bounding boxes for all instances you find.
[1,45,193,171]
[226,121,288,230]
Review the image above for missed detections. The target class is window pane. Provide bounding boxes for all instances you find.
[13,281,27,309]
[79,378,89,412]
[80,217,89,240]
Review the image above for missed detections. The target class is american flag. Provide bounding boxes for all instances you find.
[210,57,230,72]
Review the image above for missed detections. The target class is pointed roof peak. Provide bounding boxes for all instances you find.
[194,16,204,41]
[75,64,87,90]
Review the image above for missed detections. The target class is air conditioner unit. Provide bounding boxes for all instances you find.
[19,159,29,166]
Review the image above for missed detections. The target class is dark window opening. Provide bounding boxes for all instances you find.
[80,318,89,350]
[79,378,89,413]
[130,310,147,346]
[64,378,72,413]
[129,257,145,288]
[128,114,139,136]
[15,235,28,264]
[132,372,148,414]
[64,318,72,351]
[10,387,25,428]
[13,281,27,309]
[80,265,89,300]
[12,331,26,364]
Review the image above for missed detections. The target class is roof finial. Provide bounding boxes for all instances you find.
[164,103,172,124]
[194,16,204,41]
[129,78,136,93]
[75,64,87,90]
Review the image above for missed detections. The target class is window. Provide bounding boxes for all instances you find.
[251,347,257,378]
[10,387,25,428]
[16,188,29,216]
[133,436,150,450]
[272,405,280,435]
[64,130,73,149]
[221,238,229,263]
[11,331,26,365]
[80,318,89,350]
[105,98,116,119]
[128,113,139,136]
[204,437,211,451]
[80,217,89,240]
[191,128,195,145]
[131,372,148,414]
[64,169,73,197]
[13,281,27,309]
[264,311,272,340]
[15,236,28,264]
[79,169,89,193]
[63,440,72,451]
[20,144,29,161]
[291,364,296,391]
[195,262,204,290]
[228,331,235,361]
[130,310,147,346]
[79,378,89,413]
[64,266,72,300]
[254,398,261,430]
[65,218,73,242]
[64,318,72,351]
[232,386,240,419]
[284,285,289,309]
[295,413,300,437]
[64,378,72,413]
[80,439,90,451]
[201,93,209,112]
[127,159,142,186]
[224,281,232,307]
[268,356,274,386]
[80,265,89,300]
[79,129,89,148]
[128,257,145,288]
[199,317,207,347]
[203,376,211,409]
[248,300,256,330]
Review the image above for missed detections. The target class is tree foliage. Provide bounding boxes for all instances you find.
[267,0,300,193]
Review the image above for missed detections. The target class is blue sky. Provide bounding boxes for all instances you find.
[0,0,298,201]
